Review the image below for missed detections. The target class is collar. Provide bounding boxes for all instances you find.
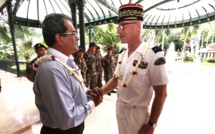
[135,41,146,54]
[46,48,69,63]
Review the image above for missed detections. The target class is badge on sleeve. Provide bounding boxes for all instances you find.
[154,57,166,65]
[152,46,162,53]
[133,60,148,69]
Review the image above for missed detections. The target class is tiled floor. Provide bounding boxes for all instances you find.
[0,70,118,134]
[1,62,215,134]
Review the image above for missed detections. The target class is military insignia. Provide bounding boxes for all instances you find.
[152,46,162,53]
[154,57,166,65]
[139,61,148,69]
[133,60,148,69]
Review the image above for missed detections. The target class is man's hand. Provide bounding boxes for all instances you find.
[138,124,154,134]
[87,87,103,107]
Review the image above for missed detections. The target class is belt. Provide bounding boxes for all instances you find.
[121,101,136,108]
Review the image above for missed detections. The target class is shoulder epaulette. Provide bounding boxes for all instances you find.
[152,46,162,53]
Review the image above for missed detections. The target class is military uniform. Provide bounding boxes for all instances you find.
[102,54,116,83]
[95,53,103,88]
[115,43,168,134]
[26,43,47,82]
[83,52,97,89]
[74,58,87,85]
[112,51,118,73]
[26,57,38,81]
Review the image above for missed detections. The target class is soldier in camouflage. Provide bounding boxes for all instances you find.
[26,43,47,82]
[101,47,116,95]
[112,46,119,71]
[111,46,119,93]
[83,42,97,89]
[95,46,103,88]
[74,47,87,85]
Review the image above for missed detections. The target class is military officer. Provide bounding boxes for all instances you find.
[83,42,97,89]
[95,46,103,88]
[101,47,116,95]
[26,43,47,82]
[74,47,87,85]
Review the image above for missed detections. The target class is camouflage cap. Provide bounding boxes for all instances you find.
[34,43,47,51]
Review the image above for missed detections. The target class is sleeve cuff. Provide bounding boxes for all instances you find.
[87,100,95,111]
[84,86,90,93]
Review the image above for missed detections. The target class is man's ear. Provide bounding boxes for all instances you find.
[55,33,63,46]
[136,22,141,32]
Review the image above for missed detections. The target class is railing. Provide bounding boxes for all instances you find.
[0,60,27,77]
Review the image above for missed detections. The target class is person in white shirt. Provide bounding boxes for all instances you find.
[99,3,168,134]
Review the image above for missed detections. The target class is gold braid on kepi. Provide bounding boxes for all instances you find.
[117,3,144,23]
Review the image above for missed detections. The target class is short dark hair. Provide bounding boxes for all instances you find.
[42,13,72,47]
[96,46,100,49]
[89,42,97,47]
[78,46,85,52]
[107,46,113,51]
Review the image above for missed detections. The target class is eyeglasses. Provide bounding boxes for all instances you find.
[60,31,77,37]
[117,22,136,30]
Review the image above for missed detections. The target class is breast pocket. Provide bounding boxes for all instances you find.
[136,67,148,76]
[133,60,148,69]
[132,67,150,89]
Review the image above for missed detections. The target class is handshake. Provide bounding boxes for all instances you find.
[87,87,103,107]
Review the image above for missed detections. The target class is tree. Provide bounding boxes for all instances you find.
[0,21,43,61]
[181,25,198,57]
[94,23,120,50]
[0,21,14,59]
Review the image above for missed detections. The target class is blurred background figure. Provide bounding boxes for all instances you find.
[83,42,97,89]
[95,45,103,88]
[102,47,116,95]
[74,47,87,85]
[112,46,119,67]
[112,46,119,92]
[26,43,47,82]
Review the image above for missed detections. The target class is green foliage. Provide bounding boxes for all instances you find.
[0,21,11,44]
[183,56,194,62]
[0,21,43,61]
[94,23,120,49]
[17,40,34,62]
[183,51,195,62]
[206,59,215,63]
[0,43,14,59]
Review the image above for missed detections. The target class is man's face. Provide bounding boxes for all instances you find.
[36,47,46,57]
[59,19,79,55]
[107,50,112,55]
[90,46,96,53]
[96,49,101,55]
[76,51,83,58]
[117,20,138,44]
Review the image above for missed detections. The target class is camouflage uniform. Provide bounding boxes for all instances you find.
[26,57,37,81]
[102,54,116,83]
[112,51,119,72]
[26,43,47,82]
[83,52,97,89]
[95,53,103,88]
[74,58,87,85]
